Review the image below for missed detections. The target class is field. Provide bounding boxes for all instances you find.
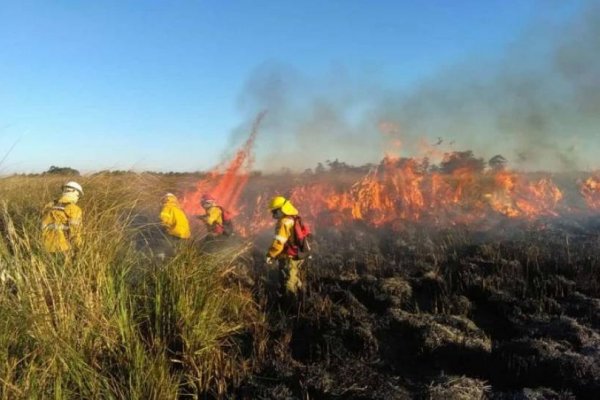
[1,168,599,399]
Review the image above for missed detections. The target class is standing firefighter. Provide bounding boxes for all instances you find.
[41,181,84,254]
[160,193,191,240]
[199,194,233,237]
[265,196,311,298]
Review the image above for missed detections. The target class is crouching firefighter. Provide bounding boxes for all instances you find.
[41,181,84,255]
[265,196,311,298]
[199,194,234,238]
[160,193,191,240]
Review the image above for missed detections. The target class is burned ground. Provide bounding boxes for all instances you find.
[229,216,600,399]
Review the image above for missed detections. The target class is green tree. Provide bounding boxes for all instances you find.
[45,165,80,175]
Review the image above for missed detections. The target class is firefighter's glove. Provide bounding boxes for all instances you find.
[265,256,273,265]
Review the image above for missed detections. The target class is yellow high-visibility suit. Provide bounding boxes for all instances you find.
[41,195,83,253]
[267,215,303,295]
[203,205,224,235]
[160,196,191,239]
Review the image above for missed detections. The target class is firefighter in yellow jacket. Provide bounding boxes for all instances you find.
[160,193,191,239]
[199,194,233,237]
[41,181,84,253]
[266,196,303,296]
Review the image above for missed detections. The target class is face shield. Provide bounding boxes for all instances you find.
[162,193,176,204]
[61,188,81,204]
[271,209,283,219]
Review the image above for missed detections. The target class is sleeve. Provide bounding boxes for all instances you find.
[66,204,83,248]
[267,218,294,258]
[160,206,175,229]
[41,202,53,228]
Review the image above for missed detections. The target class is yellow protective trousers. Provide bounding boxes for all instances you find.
[278,257,304,296]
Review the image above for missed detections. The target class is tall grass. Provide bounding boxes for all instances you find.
[0,175,263,399]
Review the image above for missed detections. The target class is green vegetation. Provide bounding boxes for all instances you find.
[0,175,263,399]
[43,166,81,176]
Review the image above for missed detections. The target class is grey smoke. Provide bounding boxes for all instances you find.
[234,1,600,172]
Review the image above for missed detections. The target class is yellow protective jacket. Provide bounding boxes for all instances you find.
[160,198,191,239]
[41,196,83,253]
[267,215,296,259]
[204,205,224,234]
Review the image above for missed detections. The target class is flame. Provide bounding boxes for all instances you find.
[178,118,596,237]
[581,175,600,210]
[181,111,266,219]
[285,157,565,228]
[487,171,563,218]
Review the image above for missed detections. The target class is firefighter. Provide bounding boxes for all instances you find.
[156,193,191,260]
[265,196,304,297]
[160,193,191,240]
[41,181,84,254]
[199,194,232,237]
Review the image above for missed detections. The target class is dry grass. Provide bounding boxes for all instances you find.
[0,174,263,399]
[426,375,490,400]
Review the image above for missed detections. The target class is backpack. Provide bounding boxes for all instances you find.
[292,216,312,256]
[41,201,71,252]
[42,201,70,232]
[218,206,234,236]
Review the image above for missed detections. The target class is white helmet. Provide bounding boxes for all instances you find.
[63,181,84,196]
[162,192,176,203]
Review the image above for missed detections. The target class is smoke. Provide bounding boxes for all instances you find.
[236,1,600,172]
[229,64,384,171]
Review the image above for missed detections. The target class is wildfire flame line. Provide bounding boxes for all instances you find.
[289,159,569,229]
[181,116,599,236]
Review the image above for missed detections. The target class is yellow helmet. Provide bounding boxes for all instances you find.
[268,196,298,216]
[268,196,287,211]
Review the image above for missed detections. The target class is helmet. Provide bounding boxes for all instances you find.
[63,181,84,196]
[201,194,215,203]
[200,193,216,207]
[268,196,287,211]
[268,196,298,216]
[162,192,176,202]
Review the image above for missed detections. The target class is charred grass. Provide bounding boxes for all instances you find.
[243,220,600,399]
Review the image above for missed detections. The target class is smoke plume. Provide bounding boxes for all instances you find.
[234,2,600,172]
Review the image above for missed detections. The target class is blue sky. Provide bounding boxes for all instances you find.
[0,0,588,173]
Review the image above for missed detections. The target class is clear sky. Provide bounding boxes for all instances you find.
[0,0,589,173]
